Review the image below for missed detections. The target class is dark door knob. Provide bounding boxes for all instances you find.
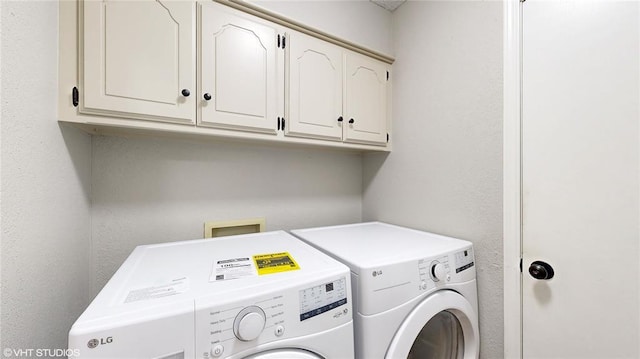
[181,89,190,97]
[203,93,212,101]
[348,118,355,124]
[529,261,554,280]
[337,116,343,122]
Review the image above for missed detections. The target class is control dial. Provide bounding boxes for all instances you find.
[430,261,447,282]
[233,306,266,341]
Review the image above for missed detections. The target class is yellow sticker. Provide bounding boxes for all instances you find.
[253,252,300,275]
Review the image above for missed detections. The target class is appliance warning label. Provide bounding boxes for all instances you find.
[253,252,300,275]
[210,257,256,281]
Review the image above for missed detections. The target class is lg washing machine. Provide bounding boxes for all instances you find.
[292,222,479,359]
[69,231,354,359]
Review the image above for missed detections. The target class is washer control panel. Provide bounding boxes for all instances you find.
[195,275,351,359]
[299,277,348,321]
[201,295,285,358]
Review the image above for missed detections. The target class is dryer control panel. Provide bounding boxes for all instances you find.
[194,276,351,359]
[418,246,475,293]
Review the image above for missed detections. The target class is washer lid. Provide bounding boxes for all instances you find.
[386,290,480,359]
[244,349,324,359]
[292,222,471,271]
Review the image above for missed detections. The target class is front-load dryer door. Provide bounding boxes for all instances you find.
[243,349,324,359]
[386,290,479,359]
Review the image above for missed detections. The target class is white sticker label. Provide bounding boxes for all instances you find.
[124,277,189,304]
[210,257,256,281]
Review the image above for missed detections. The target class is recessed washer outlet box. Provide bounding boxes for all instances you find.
[204,218,266,238]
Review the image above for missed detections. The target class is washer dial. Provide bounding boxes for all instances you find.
[233,306,266,341]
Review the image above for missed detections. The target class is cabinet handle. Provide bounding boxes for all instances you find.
[203,93,212,101]
[349,118,355,124]
[181,89,191,97]
[337,116,343,123]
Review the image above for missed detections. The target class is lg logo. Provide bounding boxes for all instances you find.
[87,337,113,349]
[372,270,383,277]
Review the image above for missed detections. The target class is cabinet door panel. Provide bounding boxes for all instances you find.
[82,0,195,123]
[199,3,278,134]
[344,54,388,145]
[286,32,343,141]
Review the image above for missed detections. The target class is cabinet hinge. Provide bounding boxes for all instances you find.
[277,34,286,49]
[386,71,389,81]
[72,86,79,107]
[277,117,281,131]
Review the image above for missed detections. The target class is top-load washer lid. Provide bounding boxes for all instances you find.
[291,222,471,274]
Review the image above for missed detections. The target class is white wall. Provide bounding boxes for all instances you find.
[90,2,392,295]
[249,0,393,56]
[91,138,364,292]
[363,1,504,358]
[0,0,92,353]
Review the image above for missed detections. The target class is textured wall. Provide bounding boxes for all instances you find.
[0,0,92,354]
[362,1,504,358]
[91,137,363,294]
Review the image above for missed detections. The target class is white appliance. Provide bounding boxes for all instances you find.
[292,222,479,359]
[69,231,354,359]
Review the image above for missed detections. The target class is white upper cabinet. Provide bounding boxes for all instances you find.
[198,2,279,134]
[286,31,344,141]
[63,1,392,151]
[82,0,196,123]
[344,53,389,145]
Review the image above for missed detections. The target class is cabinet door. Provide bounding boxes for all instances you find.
[199,3,278,134]
[286,32,343,141]
[344,53,388,145]
[82,0,195,124]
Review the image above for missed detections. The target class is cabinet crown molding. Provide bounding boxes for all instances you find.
[215,0,395,65]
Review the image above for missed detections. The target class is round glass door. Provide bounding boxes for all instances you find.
[407,310,464,359]
[385,290,479,359]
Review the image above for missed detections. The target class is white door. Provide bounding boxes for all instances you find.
[286,31,343,141]
[199,2,279,134]
[344,53,388,146]
[82,0,195,124]
[522,1,639,357]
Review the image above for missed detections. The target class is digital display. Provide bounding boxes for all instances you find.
[455,248,475,273]
[299,277,347,322]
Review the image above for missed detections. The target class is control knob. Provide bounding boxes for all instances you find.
[233,306,266,341]
[430,261,447,282]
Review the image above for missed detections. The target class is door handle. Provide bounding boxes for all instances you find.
[529,261,554,280]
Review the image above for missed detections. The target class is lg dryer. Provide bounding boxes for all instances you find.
[69,231,354,359]
[292,222,479,359]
